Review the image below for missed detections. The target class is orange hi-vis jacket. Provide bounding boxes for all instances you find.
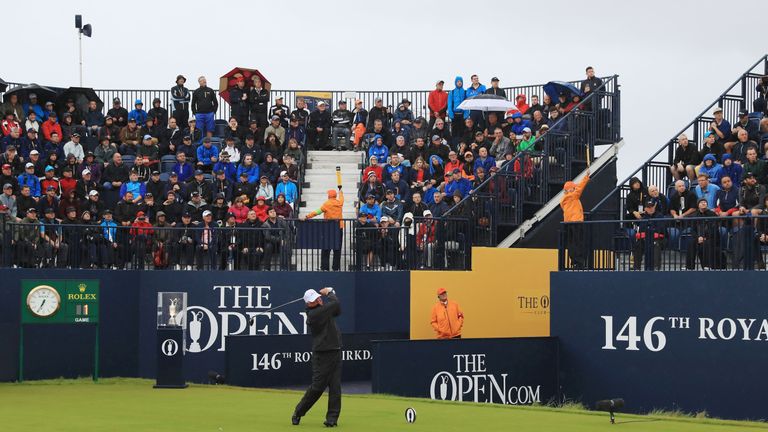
[306,190,344,228]
[560,175,590,222]
[431,300,464,339]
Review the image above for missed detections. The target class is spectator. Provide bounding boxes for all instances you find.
[331,101,353,150]
[708,107,731,147]
[698,154,723,186]
[233,172,255,204]
[127,99,147,127]
[349,99,368,149]
[376,215,400,270]
[580,66,603,111]
[726,109,760,148]
[715,176,740,216]
[159,117,182,157]
[94,137,117,166]
[220,136,241,164]
[383,171,409,202]
[275,171,298,205]
[250,196,269,222]
[40,166,58,195]
[430,191,449,217]
[161,190,184,224]
[196,210,219,269]
[647,185,669,216]
[368,134,389,162]
[406,190,428,218]
[191,76,218,137]
[263,133,282,160]
[729,128,759,164]
[79,152,102,184]
[213,151,238,183]
[263,207,291,270]
[40,207,66,268]
[460,151,476,181]
[183,118,203,145]
[59,168,77,198]
[286,118,306,151]
[15,208,42,268]
[107,98,129,128]
[307,101,332,150]
[359,172,385,203]
[228,196,250,223]
[187,169,213,202]
[119,119,141,155]
[742,148,766,184]
[83,189,105,220]
[669,134,700,182]
[61,132,85,163]
[237,209,265,270]
[195,137,219,173]
[489,128,512,160]
[686,198,722,270]
[0,183,18,219]
[407,157,433,195]
[699,131,723,161]
[21,129,44,158]
[264,115,286,145]
[721,153,743,186]
[446,77,467,137]
[170,75,191,126]
[212,169,233,203]
[41,112,62,142]
[75,169,98,201]
[17,162,40,198]
[260,153,280,184]
[273,193,293,219]
[632,199,665,270]
[669,180,697,218]
[625,177,647,220]
[280,154,298,181]
[354,212,376,270]
[2,94,25,124]
[466,75,486,128]
[171,212,197,270]
[739,172,766,216]
[270,96,290,128]
[255,175,275,203]
[474,147,496,174]
[381,189,404,225]
[249,76,269,129]
[428,155,445,187]
[137,135,160,168]
[119,170,147,202]
[359,194,382,223]
[415,210,437,269]
[229,77,250,126]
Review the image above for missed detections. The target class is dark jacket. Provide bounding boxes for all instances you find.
[191,86,218,114]
[672,143,700,166]
[308,109,332,130]
[306,291,342,352]
[249,88,270,115]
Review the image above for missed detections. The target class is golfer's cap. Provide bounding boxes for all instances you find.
[303,289,321,304]
[25,162,34,168]
[437,287,447,295]
[712,106,723,115]
[89,190,99,196]
[143,134,152,140]
[202,210,212,217]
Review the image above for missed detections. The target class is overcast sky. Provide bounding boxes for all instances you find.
[4,0,766,181]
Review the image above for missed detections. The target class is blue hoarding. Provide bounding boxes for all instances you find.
[551,271,768,420]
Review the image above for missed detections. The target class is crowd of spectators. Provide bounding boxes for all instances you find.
[624,103,768,270]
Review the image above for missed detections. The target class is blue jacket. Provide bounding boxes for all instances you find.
[447,76,467,119]
[196,144,219,166]
[173,162,194,183]
[128,108,147,126]
[699,154,723,185]
[474,156,496,174]
[368,136,389,162]
[17,173,41,197]
[466,83,487,100]
[511,116,533,135]
[275,180,298,203]
[716,186,739,212]
[383,163,405,183]
[383,178,410,202]
[445,177,472,198]
[720,154,743,185]
[23,103,44,119]
[119,180,147,199]
[213,161,238,183]
[428,155,444,176]
[694,183,720,209]
[359,203,381,222]
[1,135,24,153]
[236,163,260,184]
[100,220,118,242]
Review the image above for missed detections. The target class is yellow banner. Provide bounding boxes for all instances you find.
[410,248,555,339]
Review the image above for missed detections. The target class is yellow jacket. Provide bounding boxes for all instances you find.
[431,300,464,339]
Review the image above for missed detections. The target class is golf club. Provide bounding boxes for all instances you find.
[248,297,304,325]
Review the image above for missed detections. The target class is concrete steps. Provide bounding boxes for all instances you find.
[300,150,362,218]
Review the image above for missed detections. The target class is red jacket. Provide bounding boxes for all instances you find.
[41,119,62,141]
[59,177,77,197]
[428,90,448,119]
[130,220,154,237]
[417,222,436,247]
[252,204,269,222]
[1,120,20,136]
[228,204,249,223]
[362,165,383,183]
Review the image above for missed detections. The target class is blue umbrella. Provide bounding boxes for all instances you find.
[542,81,584,101]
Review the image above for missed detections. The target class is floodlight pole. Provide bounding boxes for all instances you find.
[78,30,83,86]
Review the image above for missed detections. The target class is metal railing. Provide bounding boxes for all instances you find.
[589,55,768,220]
[3,77,611,123]
[443,75,621,245]
[559,215,768,271]
[1,217,471,272]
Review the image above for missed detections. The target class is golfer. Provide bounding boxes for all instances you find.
[292,287,342,427]
[430,288,464,339]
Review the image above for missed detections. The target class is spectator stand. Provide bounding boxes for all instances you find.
[590,55,768,221]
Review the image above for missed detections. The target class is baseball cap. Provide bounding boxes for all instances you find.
[27,128,37,134]
[303,289,321,304]
[27,207,37,213]
[152,170,160,176]
[182,212,192,218]
[712,107,723,115]
[135,99,143,105]
[143,134,152,140]
[522,127,532,133]
[3,183,12,189]
[25,162,34,168]
[89,190,99,196]
[739,109,749,117]
[431,134,440,141]
[271,115,280,121]
[437,288,447,295]
[82,169,91,176]
[194,169,204,175]
[745,171,756,178]
[317,101,327,107]
[136,211,145,218]
[44,207,55,214]
[156,211,166,217]
[423,209,433,216]
[202,210,212,217]
[191,191,200,197]
[644,199,656,207]
[2,164,11,170]
[380,215,389,223]
[491,77,499,82]
[113,97,121,103]
[280,170,288,176]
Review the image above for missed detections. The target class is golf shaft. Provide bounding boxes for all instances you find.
[248,297,304,325]
[586,145,591,167]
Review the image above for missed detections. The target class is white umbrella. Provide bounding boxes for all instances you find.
[457,94,517,112]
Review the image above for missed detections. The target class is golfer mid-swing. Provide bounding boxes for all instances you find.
[292,287,342,427]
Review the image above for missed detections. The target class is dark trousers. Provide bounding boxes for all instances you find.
[294,350,342,423]
[632,238,662,270]
[307,128,329,150]
[321,249,341,271]
[686,238,722,269]
[566,224,587,269]
[450,114,465,138]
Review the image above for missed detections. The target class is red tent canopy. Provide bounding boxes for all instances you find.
[219,67,271,104]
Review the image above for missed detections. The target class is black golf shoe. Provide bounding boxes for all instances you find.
[323,420,337,427]
[291,415,301,425]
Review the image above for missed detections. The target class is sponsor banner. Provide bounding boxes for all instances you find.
[21,279,100,324]
[552,271,768,420]
[226,333,406,388]
[296,92,332,112]
[372,337,559,406]
[410,248,554,339]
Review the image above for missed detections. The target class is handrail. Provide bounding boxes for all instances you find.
[561,214,768,225]
[589,55,768,215]
[443,74,619,218]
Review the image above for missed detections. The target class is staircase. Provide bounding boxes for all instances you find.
[301,151,361,218]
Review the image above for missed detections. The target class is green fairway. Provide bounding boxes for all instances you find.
[0,379,767,432]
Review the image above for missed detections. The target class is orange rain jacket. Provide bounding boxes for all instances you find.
[560,175,590,222]
[431,300,464,339]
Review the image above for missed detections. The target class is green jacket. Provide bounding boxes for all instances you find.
[517,137,537,152]
[15,217,42,244]
[743,159,767,184]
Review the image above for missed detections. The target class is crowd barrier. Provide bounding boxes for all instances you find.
[559,215,768,271]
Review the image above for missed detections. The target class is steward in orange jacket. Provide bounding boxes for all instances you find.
[304,187,344,227]
[560,171,590,222]
[430,288,464,339]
